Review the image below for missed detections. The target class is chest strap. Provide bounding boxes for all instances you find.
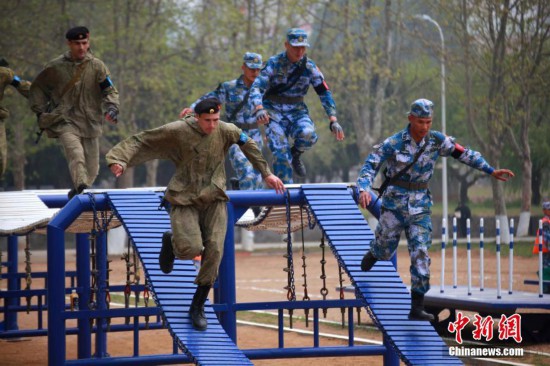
[264,94,304,104]
[390,180,429,190]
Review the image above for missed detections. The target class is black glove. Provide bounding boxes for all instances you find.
[255,108,269,122]
[330,121,343,134]
[105,108,118,123]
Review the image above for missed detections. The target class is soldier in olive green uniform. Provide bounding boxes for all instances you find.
[0,58,31,176]
[106,99,285,331]
[29,26,119,198]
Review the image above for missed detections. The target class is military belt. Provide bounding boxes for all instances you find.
[264,94,304,104]
[232,122,257,130]
[390,180,429,190]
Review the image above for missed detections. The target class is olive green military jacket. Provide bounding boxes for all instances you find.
[106,115,273,206]
[29,51,119,138]
[0,67,31,119]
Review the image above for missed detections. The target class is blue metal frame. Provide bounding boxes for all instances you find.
[42,189,397,365]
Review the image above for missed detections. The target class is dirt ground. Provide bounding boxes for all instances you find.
[1,241,549,365]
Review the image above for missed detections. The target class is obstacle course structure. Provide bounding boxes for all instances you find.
[2,184,464,365]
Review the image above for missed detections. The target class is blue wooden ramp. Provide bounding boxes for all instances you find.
[301,184,462,366]
[107,191,252,366]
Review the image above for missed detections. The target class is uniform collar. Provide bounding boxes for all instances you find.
[404,124,429,146]
[186,116,209,136]
[63,50,93,64]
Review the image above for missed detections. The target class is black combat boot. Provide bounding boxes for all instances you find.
[408,292,435,321]
[68,184,88,199]
[230,177,240,190]
[290,146,306,177]
[189,285,211,331]
[159,231,175,274]
[361,251,378,271]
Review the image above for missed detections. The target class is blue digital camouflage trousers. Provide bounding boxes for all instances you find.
[265,104,318,183]
[229,129,264,190]
[370,207,432,294]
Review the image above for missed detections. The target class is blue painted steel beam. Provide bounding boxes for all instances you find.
[245,345,388,359]
[4,236,19,331]
[39,187,381,219]
[76,233,91,359]
[47,194,109,365]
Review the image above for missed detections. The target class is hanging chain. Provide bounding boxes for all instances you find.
[338,263,346,328]
[283,190,296,328]
[143,279,150,329]
[105,242,112,332]
[89,221,98,312]
[319,235,329,318]
[24,235,32,313]
[299,206,311,327]
[305,206,316,230]
[122,237,132,325]
[133,241,141,305]
[87,193,116,329]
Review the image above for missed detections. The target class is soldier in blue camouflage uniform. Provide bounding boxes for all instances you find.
[249,28,344,183]
[180,53,264,191]
[357,98,514,321]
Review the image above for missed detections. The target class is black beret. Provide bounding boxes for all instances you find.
[66,26,90,41]
[194,98,221,115]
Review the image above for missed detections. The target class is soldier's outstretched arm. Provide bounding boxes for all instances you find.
[264,174,285,194]
[491,169,514,181]
[109,163,124,177]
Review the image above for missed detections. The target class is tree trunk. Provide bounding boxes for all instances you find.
[531,167,542,205]
[517,152,532,236]
[116,167,134,188]
[145,160,158,187]
[492,178,510,243]
[12,117,26,190]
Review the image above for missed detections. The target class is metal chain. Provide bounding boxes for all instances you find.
[143,279,150,329]
[24,235,32,313]
[89,228,98,312]
[122,237,132,325]
[299,206,310,327]
[319,235,328,318]
[133,241,141,305]
[338,263,345,328]
[105,243,112,332]
[283,190,296,328]
[305,206,316,230]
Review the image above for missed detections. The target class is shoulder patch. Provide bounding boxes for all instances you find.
[237,132,249,146]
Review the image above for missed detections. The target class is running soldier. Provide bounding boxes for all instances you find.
[106,99,284,331]
[249,28,344,183]
[357,98,514,321]
[30,26,120,198]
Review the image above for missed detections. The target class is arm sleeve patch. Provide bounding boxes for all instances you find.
[237,132,249,146]
[314,81,329,95]
[451,143,465,159]
[10,75,21,87]
[99,75,113,90]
